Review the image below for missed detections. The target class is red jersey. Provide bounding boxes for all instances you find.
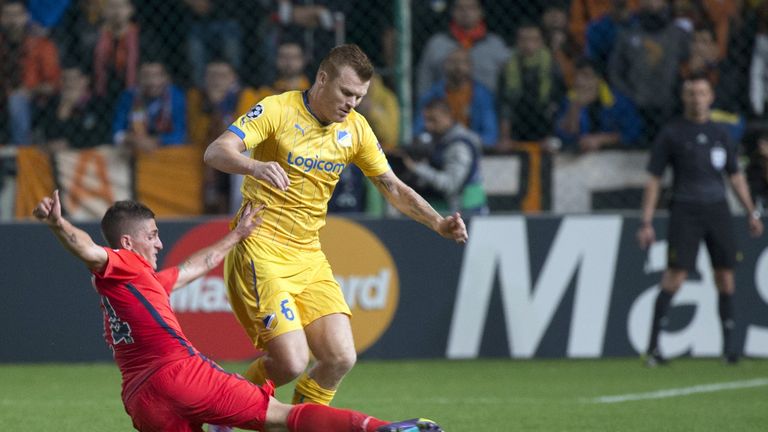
[92,248,195,401]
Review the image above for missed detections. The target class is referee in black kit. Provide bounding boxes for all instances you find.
[636,72,764,367]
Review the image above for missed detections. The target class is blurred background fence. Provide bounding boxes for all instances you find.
[2,0,768,220]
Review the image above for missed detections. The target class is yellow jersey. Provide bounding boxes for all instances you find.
[227,90,390,250]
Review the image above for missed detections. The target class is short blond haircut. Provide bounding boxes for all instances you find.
[318,44,374,81]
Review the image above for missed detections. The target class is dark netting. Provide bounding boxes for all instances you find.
[1,0,765,215]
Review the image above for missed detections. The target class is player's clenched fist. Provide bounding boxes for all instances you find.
[253,161,290,191]
[437,212,468,244]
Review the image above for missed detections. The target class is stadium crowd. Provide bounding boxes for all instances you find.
[3,0,768,214]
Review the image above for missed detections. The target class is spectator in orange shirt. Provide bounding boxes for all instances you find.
[187,60,259,214]
[680,25,721,87]
[0,0,61,145]
[253,41,310,103]
[702,0,742,60]
[670,0,741,60]
[416,48,498,148]
[416,0,510,97]
[92,0,141,116]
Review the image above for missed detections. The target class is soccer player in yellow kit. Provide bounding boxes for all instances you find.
[204,44,468,407]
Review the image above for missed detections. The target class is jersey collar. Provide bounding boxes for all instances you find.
[302,90,332,127]
[124,248,154,271]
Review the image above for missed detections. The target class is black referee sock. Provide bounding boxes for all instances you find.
[718,293,735,356]
[648,290,674,354]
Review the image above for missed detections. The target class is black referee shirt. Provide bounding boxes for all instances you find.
[647,118,738,204]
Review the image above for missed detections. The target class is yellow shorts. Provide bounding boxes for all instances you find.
[223,236,350,349]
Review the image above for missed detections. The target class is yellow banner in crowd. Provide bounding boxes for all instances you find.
[14,147,56,219]
[135,146,203,217]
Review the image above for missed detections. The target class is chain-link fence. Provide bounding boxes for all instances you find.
[1,0,765,218]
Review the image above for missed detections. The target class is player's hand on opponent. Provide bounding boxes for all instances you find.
[636,223,655,250]
[437,212,468,244]
[253,161,290,191]
[32,189,63,226]
[233,203,265,239]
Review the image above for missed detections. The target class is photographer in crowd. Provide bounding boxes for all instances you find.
[398,98,488,215]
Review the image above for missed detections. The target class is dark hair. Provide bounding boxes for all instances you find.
[139,58,167,69]
[206,52,232,65]
[574,57,599,73]
[516,20,543,35]
[423,97,452,115]
[693,23,716,41]
[100,200,155,248]
[683,70,712,87]
[318,44,374,81]
[2,0,26,8]
[278,38,305,52]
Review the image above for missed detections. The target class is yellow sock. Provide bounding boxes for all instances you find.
[243,357,268,385]
[292,373,336,405]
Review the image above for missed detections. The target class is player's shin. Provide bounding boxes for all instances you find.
[292,373,335,405]
[286,403,387,432]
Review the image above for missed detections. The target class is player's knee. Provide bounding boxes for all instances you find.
[280,356,310,381]
[265,351,309,383]
[329,349,356,375]
[714,269,735,293]
[662,269,686,292]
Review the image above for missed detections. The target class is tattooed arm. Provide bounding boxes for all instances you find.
[174,204,264,289]
[370,170,468,244]
[33,190,108,272]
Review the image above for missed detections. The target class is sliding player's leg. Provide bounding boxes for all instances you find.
[266,398,444,432]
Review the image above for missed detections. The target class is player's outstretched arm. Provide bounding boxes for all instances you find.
[204,130,289,191]
[370,170,468,244]
[33,190,108,271]
[174,203,264,289]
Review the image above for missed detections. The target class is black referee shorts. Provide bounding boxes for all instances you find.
[667,200,739,271]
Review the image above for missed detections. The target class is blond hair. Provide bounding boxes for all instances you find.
[318,44,374,81]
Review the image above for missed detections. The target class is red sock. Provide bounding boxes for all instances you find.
[286,403,389,432]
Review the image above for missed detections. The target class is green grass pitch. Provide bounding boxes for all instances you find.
[1,358,767,431]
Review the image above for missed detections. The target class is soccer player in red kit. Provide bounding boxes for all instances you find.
[32,189,442,432]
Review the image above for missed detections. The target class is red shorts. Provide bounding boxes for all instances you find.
[124,355,275,432]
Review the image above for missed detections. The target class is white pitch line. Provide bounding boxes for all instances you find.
[589,378,768,404]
